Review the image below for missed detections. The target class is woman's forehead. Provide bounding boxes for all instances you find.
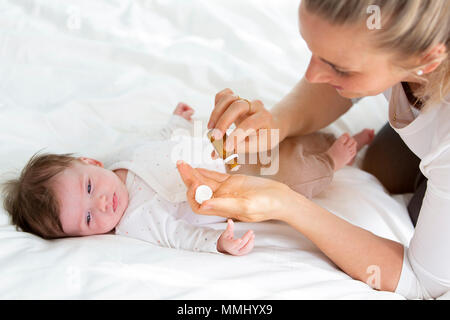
[298,3,375,70]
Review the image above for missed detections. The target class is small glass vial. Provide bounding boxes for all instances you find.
[207,130,241,172]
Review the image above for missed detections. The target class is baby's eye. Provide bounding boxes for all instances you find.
[87,179,92,194]
[86,212,91,225]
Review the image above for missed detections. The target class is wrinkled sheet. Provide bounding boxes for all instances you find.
[0,0,414,299]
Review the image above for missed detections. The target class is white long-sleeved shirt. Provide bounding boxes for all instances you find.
[356,84,450,299]
[107,115,227,253]
[386,84,450,299]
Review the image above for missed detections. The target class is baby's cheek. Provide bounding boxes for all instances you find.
[95,217,115,235]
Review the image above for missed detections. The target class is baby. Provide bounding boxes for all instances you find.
[1,103,255,256]
[1,102,373,256]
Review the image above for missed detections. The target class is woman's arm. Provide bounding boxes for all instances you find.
[176,161,404,292]
[281,192,404,292]
[271,77,353,140]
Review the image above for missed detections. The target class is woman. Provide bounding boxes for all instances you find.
[177,0,449,299]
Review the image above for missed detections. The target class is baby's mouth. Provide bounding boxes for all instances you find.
[113,193,118,212]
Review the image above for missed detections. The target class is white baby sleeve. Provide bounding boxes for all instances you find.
[117,196,223,254]
[159,114,195,140]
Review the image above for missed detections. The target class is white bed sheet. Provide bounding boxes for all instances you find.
[0,0,415,299]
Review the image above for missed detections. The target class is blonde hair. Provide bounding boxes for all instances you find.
[303,0,450,107]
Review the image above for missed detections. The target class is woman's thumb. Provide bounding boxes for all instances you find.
[176,160,196,187]
[177,160,221,192]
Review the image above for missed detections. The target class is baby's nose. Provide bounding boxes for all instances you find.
[96,195,108,212]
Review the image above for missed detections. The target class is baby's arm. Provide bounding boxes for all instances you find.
[159,103,196,140]
[118,199,254,255]
[158,212,255,255]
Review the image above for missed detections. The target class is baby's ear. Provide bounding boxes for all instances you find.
[78,157,104,168]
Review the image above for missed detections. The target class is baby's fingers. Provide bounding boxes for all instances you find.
[223,219,234,239]
[238,234,255,255]
[231,230,254,254]
[238,230,254,247]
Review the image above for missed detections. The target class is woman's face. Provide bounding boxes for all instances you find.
[298,3,415,99]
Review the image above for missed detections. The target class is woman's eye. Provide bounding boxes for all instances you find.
[334,69,349,77]
[86,212,91,225]
[87,180,92,194]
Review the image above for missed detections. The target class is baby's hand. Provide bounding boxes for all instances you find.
[217,219,255,256]
[173,102,195,121]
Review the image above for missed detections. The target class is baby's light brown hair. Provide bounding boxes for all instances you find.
[1,152,78,239]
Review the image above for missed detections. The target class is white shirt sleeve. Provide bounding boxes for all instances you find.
[116,194,223,254]
[395,148,450,299]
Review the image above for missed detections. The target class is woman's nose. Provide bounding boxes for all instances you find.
[305,55,332,84]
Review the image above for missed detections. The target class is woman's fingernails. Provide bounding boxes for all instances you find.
[176,160,184,166]
[212,129,222,140]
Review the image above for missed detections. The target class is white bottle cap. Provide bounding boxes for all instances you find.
[195,185,213,204]
[224,154,238,163]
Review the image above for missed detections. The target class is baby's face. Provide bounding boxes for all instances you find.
[52,158,129,237]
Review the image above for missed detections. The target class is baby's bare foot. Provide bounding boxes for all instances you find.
[173,102,195,121]
[326,133,357,171]
[353,128,375,151]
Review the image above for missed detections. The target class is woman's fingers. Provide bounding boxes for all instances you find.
[224,113,262,153]
[208,89,272,156]
[185,183,202,213]
[177,161,235,216]
[208,89,238,130]
[214,88,234,106]
[213,99,253,140]
[226,101,271,151]
[176,161,219,190]
[176,160,199,188]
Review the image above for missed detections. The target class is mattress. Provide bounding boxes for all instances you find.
[0,0,416,299]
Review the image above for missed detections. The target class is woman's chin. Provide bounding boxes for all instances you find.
[336,89,364,99]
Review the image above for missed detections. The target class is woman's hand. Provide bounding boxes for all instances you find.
[176,160,300,222]
[208,88,282,156]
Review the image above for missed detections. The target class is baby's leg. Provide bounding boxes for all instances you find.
[230,129,374,198]
[353,129,375,151]
[232,133,336,198]
[325,129,375,169]
[325,134,357,171]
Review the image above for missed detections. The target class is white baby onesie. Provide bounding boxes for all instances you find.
[106,114,227,253]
